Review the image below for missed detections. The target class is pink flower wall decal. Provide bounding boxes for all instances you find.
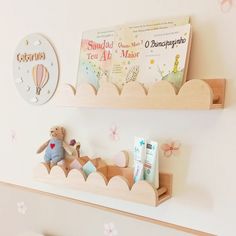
[109,125,119,141]
[161,141,181,158]
[104,222,118,236]
[219,0,235,12]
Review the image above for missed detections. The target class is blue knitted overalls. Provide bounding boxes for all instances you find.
[44,138,64,164]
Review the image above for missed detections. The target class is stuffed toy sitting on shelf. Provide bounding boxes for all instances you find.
[36,126,73,168]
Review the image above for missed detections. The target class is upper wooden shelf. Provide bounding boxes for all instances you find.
[56,79,226,109]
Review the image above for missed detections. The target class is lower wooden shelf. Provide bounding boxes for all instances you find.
[34,163,172,207]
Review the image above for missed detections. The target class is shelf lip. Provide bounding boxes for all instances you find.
[202,79,226,109]
[34,163,172,207]
[55,79,226,110]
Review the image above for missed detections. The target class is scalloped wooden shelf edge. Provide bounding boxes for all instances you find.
[34,163,172,207]
[55,79,226,109]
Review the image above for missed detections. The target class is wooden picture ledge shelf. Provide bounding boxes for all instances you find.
[56,79,226,109]
[34,163,172,207]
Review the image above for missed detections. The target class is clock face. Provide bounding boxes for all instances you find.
[13,34,59,105]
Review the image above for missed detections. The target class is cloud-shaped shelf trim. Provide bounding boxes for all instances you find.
[55,79,225,109]
[34,163,172,206]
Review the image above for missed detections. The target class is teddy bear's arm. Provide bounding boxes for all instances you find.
[62,141,73,155]
[36,140,50,154]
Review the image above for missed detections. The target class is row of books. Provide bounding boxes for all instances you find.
[77,16,192,91]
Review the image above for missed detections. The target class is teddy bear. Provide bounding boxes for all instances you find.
[36,126,73,168]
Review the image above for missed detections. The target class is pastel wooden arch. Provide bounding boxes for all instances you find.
[66,169,86,189]
[130,180,158,206]
[49,165,67,185]
[107,176,130,199]
[177,79,213,109]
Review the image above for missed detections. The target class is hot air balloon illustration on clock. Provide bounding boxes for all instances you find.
[32,64,49,95]
[13,33,59,105]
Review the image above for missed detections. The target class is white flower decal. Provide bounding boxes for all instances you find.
[104,222,118,236]
[11,130,16,143]
[17,201,27,215]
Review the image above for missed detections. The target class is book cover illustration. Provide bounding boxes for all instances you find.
[77,27,114,89]
[110,26,141,88]
[110,17,190,89]
[138,24,192,91]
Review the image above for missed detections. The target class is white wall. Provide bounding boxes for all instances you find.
[0,0,235,235]
[0,183,195,236]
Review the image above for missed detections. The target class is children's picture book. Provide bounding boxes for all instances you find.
[110,17,191,89]
[138,24,192,91]
[77,17,191,90]
[77,27,115,89]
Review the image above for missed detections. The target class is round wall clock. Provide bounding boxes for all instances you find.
[13,34,59,105]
